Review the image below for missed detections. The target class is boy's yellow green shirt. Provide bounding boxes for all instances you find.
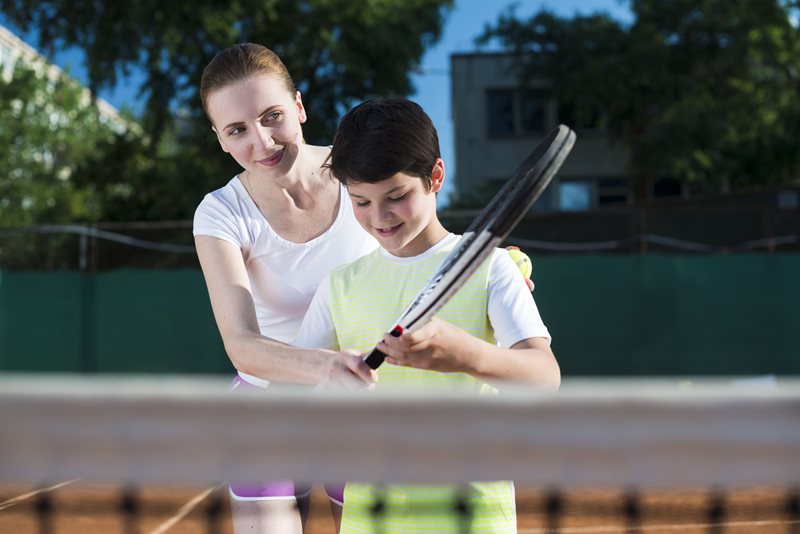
[328,238,516,534]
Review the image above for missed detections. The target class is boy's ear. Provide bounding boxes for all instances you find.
[430,158,445,193]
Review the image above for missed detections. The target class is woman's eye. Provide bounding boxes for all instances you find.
[261,112,281,124]
[228,127,244,136]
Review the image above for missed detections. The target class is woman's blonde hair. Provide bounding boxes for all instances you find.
[200,43,297,119]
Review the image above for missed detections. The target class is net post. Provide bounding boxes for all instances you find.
[35,489,53,534]
[787,487,800,534]
[454,484,474,534]
[205,487,225,534]
[369,484,388,534]
[544,487,562,533]
[706,487,725,534]
[623,487,642,533]
[120,485,139,534]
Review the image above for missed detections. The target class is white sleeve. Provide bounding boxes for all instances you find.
[292,274,339,350]
[487,249,551,347]
[192,193,243,248]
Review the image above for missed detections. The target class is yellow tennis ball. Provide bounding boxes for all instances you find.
[507,248,532,279]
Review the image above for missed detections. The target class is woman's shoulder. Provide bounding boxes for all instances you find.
[194,175,249,222]
[197,175,243,206]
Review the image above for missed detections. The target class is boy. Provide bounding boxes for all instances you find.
[294,97,560,533]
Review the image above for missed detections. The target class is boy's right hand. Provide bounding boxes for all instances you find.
[318,350,377,391]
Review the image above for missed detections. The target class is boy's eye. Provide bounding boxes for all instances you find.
[355,200,370,207]
[389,193,408,202]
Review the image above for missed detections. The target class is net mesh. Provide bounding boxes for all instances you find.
[1,374,798,534]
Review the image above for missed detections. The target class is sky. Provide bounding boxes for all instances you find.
[1,0,632,207]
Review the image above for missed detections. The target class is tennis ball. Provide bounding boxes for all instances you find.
[507,248,532,279]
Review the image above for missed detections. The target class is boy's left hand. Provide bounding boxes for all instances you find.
[378,317,474,373]
[505,246,534,291]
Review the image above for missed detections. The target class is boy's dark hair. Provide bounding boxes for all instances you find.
[327,97,440,190]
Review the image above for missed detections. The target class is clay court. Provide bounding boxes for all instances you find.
[2,484,798,533]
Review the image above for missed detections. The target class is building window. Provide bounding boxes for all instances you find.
[652,177,683,199]
[519,89,547,134]
[486,88,549,138]
[559,181,592,211]
[486,89,515,137]
[597,177,630,206]
[0,42,14,77]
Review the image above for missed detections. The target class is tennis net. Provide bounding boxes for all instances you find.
[1,374,798,533]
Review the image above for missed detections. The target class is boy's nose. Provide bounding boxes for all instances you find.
[378,208,393,222]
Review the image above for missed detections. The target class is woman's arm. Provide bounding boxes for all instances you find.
[195,235,373,385]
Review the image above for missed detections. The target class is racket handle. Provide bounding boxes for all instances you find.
[363,326,404,369]
[364,348,388,370]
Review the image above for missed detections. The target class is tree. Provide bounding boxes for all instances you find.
[1,0,453,225]
[1,0,453,145]
[0,59,138,268]
[0,60,122,226]
[478,0,800,197]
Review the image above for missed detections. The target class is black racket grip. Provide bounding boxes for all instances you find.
[364,347,388,370]
[363,326,404,369]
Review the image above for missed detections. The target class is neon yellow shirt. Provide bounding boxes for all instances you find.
[327,236,516,534]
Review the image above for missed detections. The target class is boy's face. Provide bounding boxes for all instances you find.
[347,160,446,257]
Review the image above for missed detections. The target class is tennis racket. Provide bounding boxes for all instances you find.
[363,124,576,369]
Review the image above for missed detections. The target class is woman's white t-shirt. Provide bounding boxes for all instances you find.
[193,175,378,386]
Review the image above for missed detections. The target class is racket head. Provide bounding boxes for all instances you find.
[470,124,576,237]
[400,124,576,329]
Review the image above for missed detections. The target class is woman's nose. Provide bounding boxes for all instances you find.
[254,126,275,149]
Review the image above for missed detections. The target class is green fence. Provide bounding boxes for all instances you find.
[0,270,228,374]
[1,255,798,376]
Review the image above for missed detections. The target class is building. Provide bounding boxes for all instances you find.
[0,22,134,135]
[450,52,632,211]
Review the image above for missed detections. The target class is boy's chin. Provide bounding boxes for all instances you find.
[376,237,408,257]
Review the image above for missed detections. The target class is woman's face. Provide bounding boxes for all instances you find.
[206,73,307,177]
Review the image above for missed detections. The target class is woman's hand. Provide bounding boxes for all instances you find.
[318,350,377,390]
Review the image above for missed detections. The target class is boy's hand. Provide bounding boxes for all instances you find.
[378,318,475,373]
[318,350,377,390]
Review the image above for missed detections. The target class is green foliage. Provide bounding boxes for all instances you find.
[479,0,800,193]
[0,60,120,226]
[70,118,239,222]
[1,0,453,145]
[1,0,453,229]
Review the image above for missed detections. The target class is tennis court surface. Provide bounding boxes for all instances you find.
[1,374,798,533]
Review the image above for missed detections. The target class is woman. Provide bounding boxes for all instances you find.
[193,43,377,533]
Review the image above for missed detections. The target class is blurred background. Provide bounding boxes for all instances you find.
[0,0,798,377]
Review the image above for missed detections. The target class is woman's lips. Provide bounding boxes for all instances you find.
[256,151,283,167]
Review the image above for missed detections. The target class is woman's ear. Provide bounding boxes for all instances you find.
[296,91,307,124]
